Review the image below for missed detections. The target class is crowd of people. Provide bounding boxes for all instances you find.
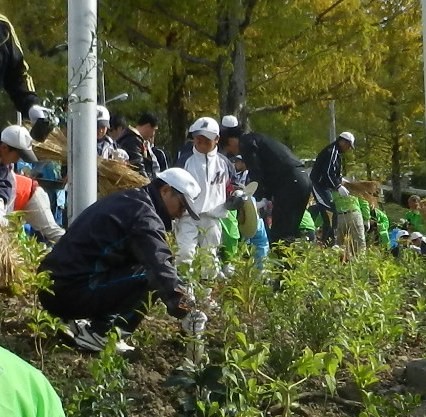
[2,13,426,417]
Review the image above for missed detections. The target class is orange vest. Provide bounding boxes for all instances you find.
[14,174,37,210]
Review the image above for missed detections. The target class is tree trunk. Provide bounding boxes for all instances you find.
[216,0,248,126]
[227,38,247,127]
[167,68,187,162]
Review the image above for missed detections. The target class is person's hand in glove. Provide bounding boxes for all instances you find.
[364,220,370,232]
[28,105,55,141]
[28,105,53,124]
[225,189,245,211]
[256,198,268,210]
[182,310,208,335]
[337,184,350,197]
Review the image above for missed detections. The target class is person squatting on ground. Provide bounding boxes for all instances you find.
[175,116,236,277]
[0,346,65,417]
[409,231,426,255]
[220,125,312,243]
[38,168,206,352]
[310,131,355,245]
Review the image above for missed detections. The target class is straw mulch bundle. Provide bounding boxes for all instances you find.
[32,129,67,162]
[33,128,149,197]
[98,159,149,196]
[345,180,380,207]
[0,227,25,295]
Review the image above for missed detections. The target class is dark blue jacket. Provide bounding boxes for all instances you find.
[39,183,183,309]
[310,141,342,190]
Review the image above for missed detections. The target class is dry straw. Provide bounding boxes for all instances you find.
[0,227,24,295]
[345,181,380,207]
[33,128,149,197]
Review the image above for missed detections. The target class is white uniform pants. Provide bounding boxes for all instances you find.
[174,214,222,266]
[24,186,65,243]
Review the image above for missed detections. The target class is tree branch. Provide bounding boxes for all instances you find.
[107,63,151,94]
[249,77,351,115]
[282,0,348,48]
[126,28,216,68]
[240,0,259,32]
[315,0,345,25]
[154,2,216,41]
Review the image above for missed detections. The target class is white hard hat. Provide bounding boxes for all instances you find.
[157,168,201,220]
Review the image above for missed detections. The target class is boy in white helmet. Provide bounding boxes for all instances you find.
[175,117,235,276]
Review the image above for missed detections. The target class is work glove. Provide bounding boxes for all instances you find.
[181,310,208,335]
[28,105,55,141]
[256,198,268,210]
[364,220,370,232]
[225,189,245,211]
[111,148,129,162]
[337,185,350,197]
[166,283,196,319]
[28,105,53,124]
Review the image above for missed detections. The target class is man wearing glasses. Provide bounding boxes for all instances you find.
[38,168,206,352]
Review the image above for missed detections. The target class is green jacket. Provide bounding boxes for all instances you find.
[371,207,390,248]
[299,209,316,231]
[405,210,426,234]
[331,192,371,221]
[0,347,65,417]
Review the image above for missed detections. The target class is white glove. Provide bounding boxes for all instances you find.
[111,148,129,162]
[256,198,268,209]
[0,199,8,227]
[337,185,350,197]
[182,310,208,335]
[28,105,53,124]
[364,220,370,232]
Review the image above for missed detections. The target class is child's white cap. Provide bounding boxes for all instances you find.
[189,117,219,140]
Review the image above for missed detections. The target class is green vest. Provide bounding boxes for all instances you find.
[0,347,65,417]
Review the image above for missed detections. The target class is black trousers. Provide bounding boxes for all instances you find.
[270,167,312,243]
[39,265,157,335]
[311,184,337,246]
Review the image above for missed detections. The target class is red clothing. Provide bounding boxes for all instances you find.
[14,174,37,210]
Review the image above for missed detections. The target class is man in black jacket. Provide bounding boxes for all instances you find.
[309,132,355,245]
[116,112,160,179]
[220,127,312,243]
[0,14,51,133]
[38,168,203,352]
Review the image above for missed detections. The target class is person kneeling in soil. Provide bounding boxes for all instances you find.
[38,168,206,352]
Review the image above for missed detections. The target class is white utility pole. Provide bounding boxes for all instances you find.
[67,0,97,223]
